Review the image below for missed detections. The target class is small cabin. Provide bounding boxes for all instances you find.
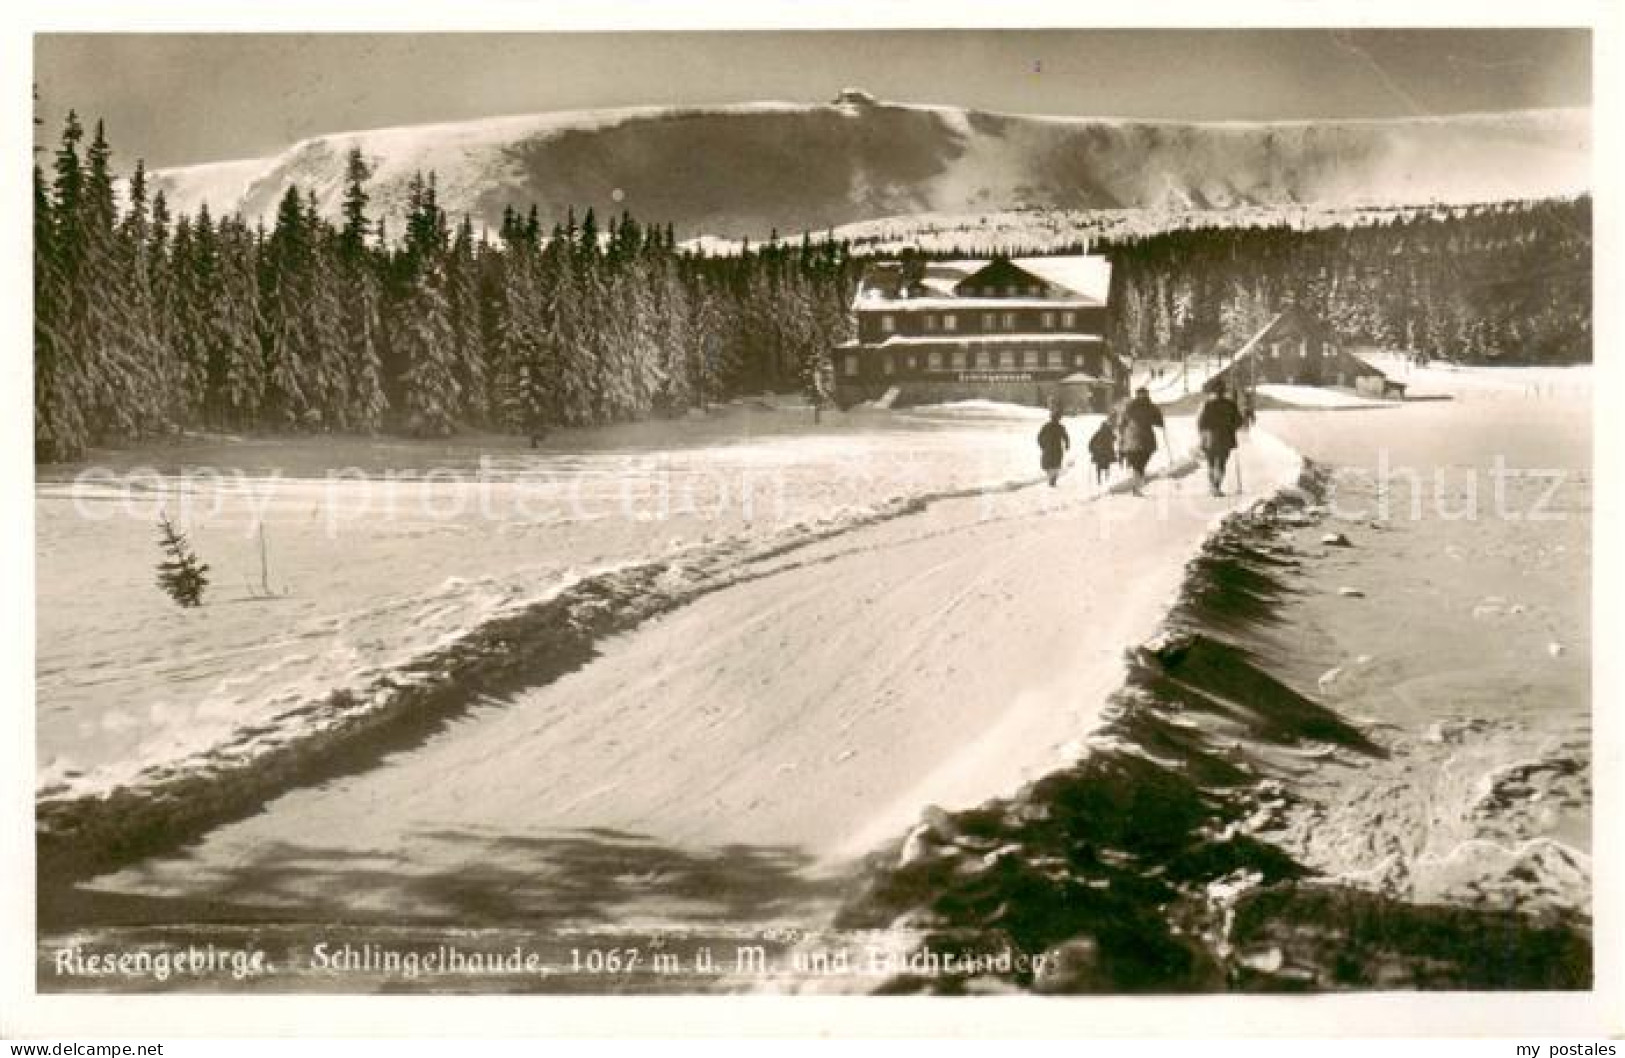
[1208,307,1393,394]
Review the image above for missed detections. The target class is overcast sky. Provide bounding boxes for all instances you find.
[34,29,1592,169]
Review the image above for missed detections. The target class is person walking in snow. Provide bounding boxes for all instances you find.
[1196,381,1244,497]
[1087,418,1117,486]
[1117,387,1164,496]
[1037,406,1071,487]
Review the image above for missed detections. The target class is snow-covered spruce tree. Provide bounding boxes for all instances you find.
[684,277,731,412]
[650,256,694,413]
[34,146,87,462]
[39,115,164,455]
[165,215,207,421]
[547,247,598,427]
[29,95,74,459]
[260,188,316,427]
[339,263,388,432]
[577,207,599,266]
[381,172,465,435]
[339,146,373,263]
[447,217,489,425]
[209,215,268,428]
[491,242,550,437]
[145,189,201,424]
[118,160,180,426]
[78,121,167,443]
[252,188,348,430]
[400,170,450,266]
[396,263,461,436]
[335,148,387,431]
[303,192,355,429]
[598,258,662,421]
[155,511,210,608]
[774,277,832,412]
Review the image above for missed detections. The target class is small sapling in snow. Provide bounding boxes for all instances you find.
[155,511,210,608]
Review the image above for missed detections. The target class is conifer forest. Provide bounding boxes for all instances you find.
[33,112,1591,462]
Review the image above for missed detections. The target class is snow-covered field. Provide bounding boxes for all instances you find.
[42,363,1589,816]
[52,415,1304,932]
[33,359,1598,997]
[1253,383,1397,408]
[37,411,1059,800]
[1365,353,1594,402]
[45,405,1286,811]
[36,363,1591,805]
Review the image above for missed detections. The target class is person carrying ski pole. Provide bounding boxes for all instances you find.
[1117,387,1164,497]
[1196,381,1244,497]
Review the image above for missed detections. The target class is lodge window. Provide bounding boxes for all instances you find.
[881,314,896,333]
[982,313,997,331]
[1300,339,1310,358]
[1003,285,1016,296]
[1046,350,1064,369]
[1074,354,1086,367]
[951,349,967,369]
[942,314,957,332]
[1041,312,1055,329]
[1270,343,1281,359]
[1022,349,1040,369]
[883,355,895,376]
[1003,313,1017,331]
[1061,311,1076,328]
[924,315,937,332]
[999,349,1017,369]
[905,355,917,371]
[975,350,992,369]
[844,354,859,377]
[927,350,943,371]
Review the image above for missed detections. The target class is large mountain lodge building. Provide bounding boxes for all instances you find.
[834,255,1126,411]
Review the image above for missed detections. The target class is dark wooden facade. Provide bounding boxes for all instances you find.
[834,256,1124,409]
[1210,306,1391,391]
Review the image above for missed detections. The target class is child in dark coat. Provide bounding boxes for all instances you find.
[1087,419,1117,486]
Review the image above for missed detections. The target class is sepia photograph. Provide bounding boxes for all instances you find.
[5,4,1619,1042]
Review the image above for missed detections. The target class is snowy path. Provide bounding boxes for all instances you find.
[78,430,1302,925]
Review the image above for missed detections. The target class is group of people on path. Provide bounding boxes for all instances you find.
[1036,382,1248,498]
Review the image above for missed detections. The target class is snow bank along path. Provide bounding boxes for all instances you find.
[80,426,1304,922]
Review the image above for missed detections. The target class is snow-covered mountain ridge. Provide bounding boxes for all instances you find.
[149,96,1590,240]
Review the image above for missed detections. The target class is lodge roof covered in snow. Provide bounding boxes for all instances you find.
[837,332,1106,350]
[853,254,1112,311]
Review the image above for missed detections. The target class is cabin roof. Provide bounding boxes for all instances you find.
[855,255,1112,309]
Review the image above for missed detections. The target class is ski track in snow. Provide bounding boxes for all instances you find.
[38,422,1048,800]
[62,426,1305,922]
